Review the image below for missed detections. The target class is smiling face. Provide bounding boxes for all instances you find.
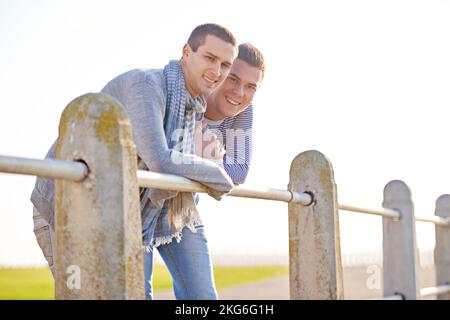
[181,34,237,98]
[205,58,263,120]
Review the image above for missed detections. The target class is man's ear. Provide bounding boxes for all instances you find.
[182,43,192,59]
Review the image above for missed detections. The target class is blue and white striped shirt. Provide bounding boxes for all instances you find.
[204,105,253,185]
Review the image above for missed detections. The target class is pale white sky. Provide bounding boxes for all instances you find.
[1,0,449,266]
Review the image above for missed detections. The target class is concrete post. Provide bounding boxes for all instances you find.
[434,194,450,299]
[54,93,145,299]
[382,180,419,299]
[288,150,344,299]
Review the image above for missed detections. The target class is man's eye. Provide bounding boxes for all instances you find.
[206,56,214,61]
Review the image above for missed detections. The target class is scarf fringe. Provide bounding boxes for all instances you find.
[140,60,207,254]
[142,215,202,252]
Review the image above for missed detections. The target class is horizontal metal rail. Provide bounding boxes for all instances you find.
[420,285,450,298]
[137,170,312,205]
[339,204,401,220]
[415,215,450,227]
[339,203,450,227]
[0,155,87,181]
[2,155,450,215]
[0,155,312,205]
[372,285,450,300]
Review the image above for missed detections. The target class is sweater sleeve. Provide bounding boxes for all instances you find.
[102,72,234,199]
[223,105,253,185]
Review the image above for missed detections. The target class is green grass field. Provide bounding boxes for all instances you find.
[0,265,288,300]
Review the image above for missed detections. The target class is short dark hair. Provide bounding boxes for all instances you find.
[237,42,265,79]
[187,23,237,52]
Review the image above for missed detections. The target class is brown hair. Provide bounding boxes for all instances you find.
[237,42,265,79]
[187,23,237,52]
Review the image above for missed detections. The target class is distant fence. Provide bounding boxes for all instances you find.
[0,93,449,300]
[338,186,450,300]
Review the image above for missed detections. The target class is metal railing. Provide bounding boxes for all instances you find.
[0,155,312,205]
[0,155,87,181]
[339,203,450,226]
[378,285,450,300]
[339,204,400,220]
[137,170,312,204]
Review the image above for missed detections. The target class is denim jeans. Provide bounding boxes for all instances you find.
[144,224,218,300]
[32,207,56,278]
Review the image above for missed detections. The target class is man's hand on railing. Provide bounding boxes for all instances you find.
[194,120,226,166]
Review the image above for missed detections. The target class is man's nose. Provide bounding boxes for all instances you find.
[232,83,244,97]
[210,62,221,78]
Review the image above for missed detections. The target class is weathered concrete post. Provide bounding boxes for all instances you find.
[288,150,343,299]
[382,180,419,299]
[55,93,145,299]
[434,194,450,300]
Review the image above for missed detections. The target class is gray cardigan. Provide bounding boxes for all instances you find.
[30,68,234,231]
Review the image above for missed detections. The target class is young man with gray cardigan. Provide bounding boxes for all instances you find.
[31,23,238,300]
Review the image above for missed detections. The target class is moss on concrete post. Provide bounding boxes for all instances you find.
[288,150,343,300]
[55,93,144,299]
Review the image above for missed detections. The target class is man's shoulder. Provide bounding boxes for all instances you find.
[239,105,253,117]
[219,105,254,129]
[100,68,166,98]
[111,68,165,88]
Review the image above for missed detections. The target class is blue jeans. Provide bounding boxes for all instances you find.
[144,224,218,300]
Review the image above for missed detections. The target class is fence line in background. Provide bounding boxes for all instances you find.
[0,92,449,300]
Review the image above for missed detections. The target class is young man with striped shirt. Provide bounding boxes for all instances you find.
[196,43,265,184]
